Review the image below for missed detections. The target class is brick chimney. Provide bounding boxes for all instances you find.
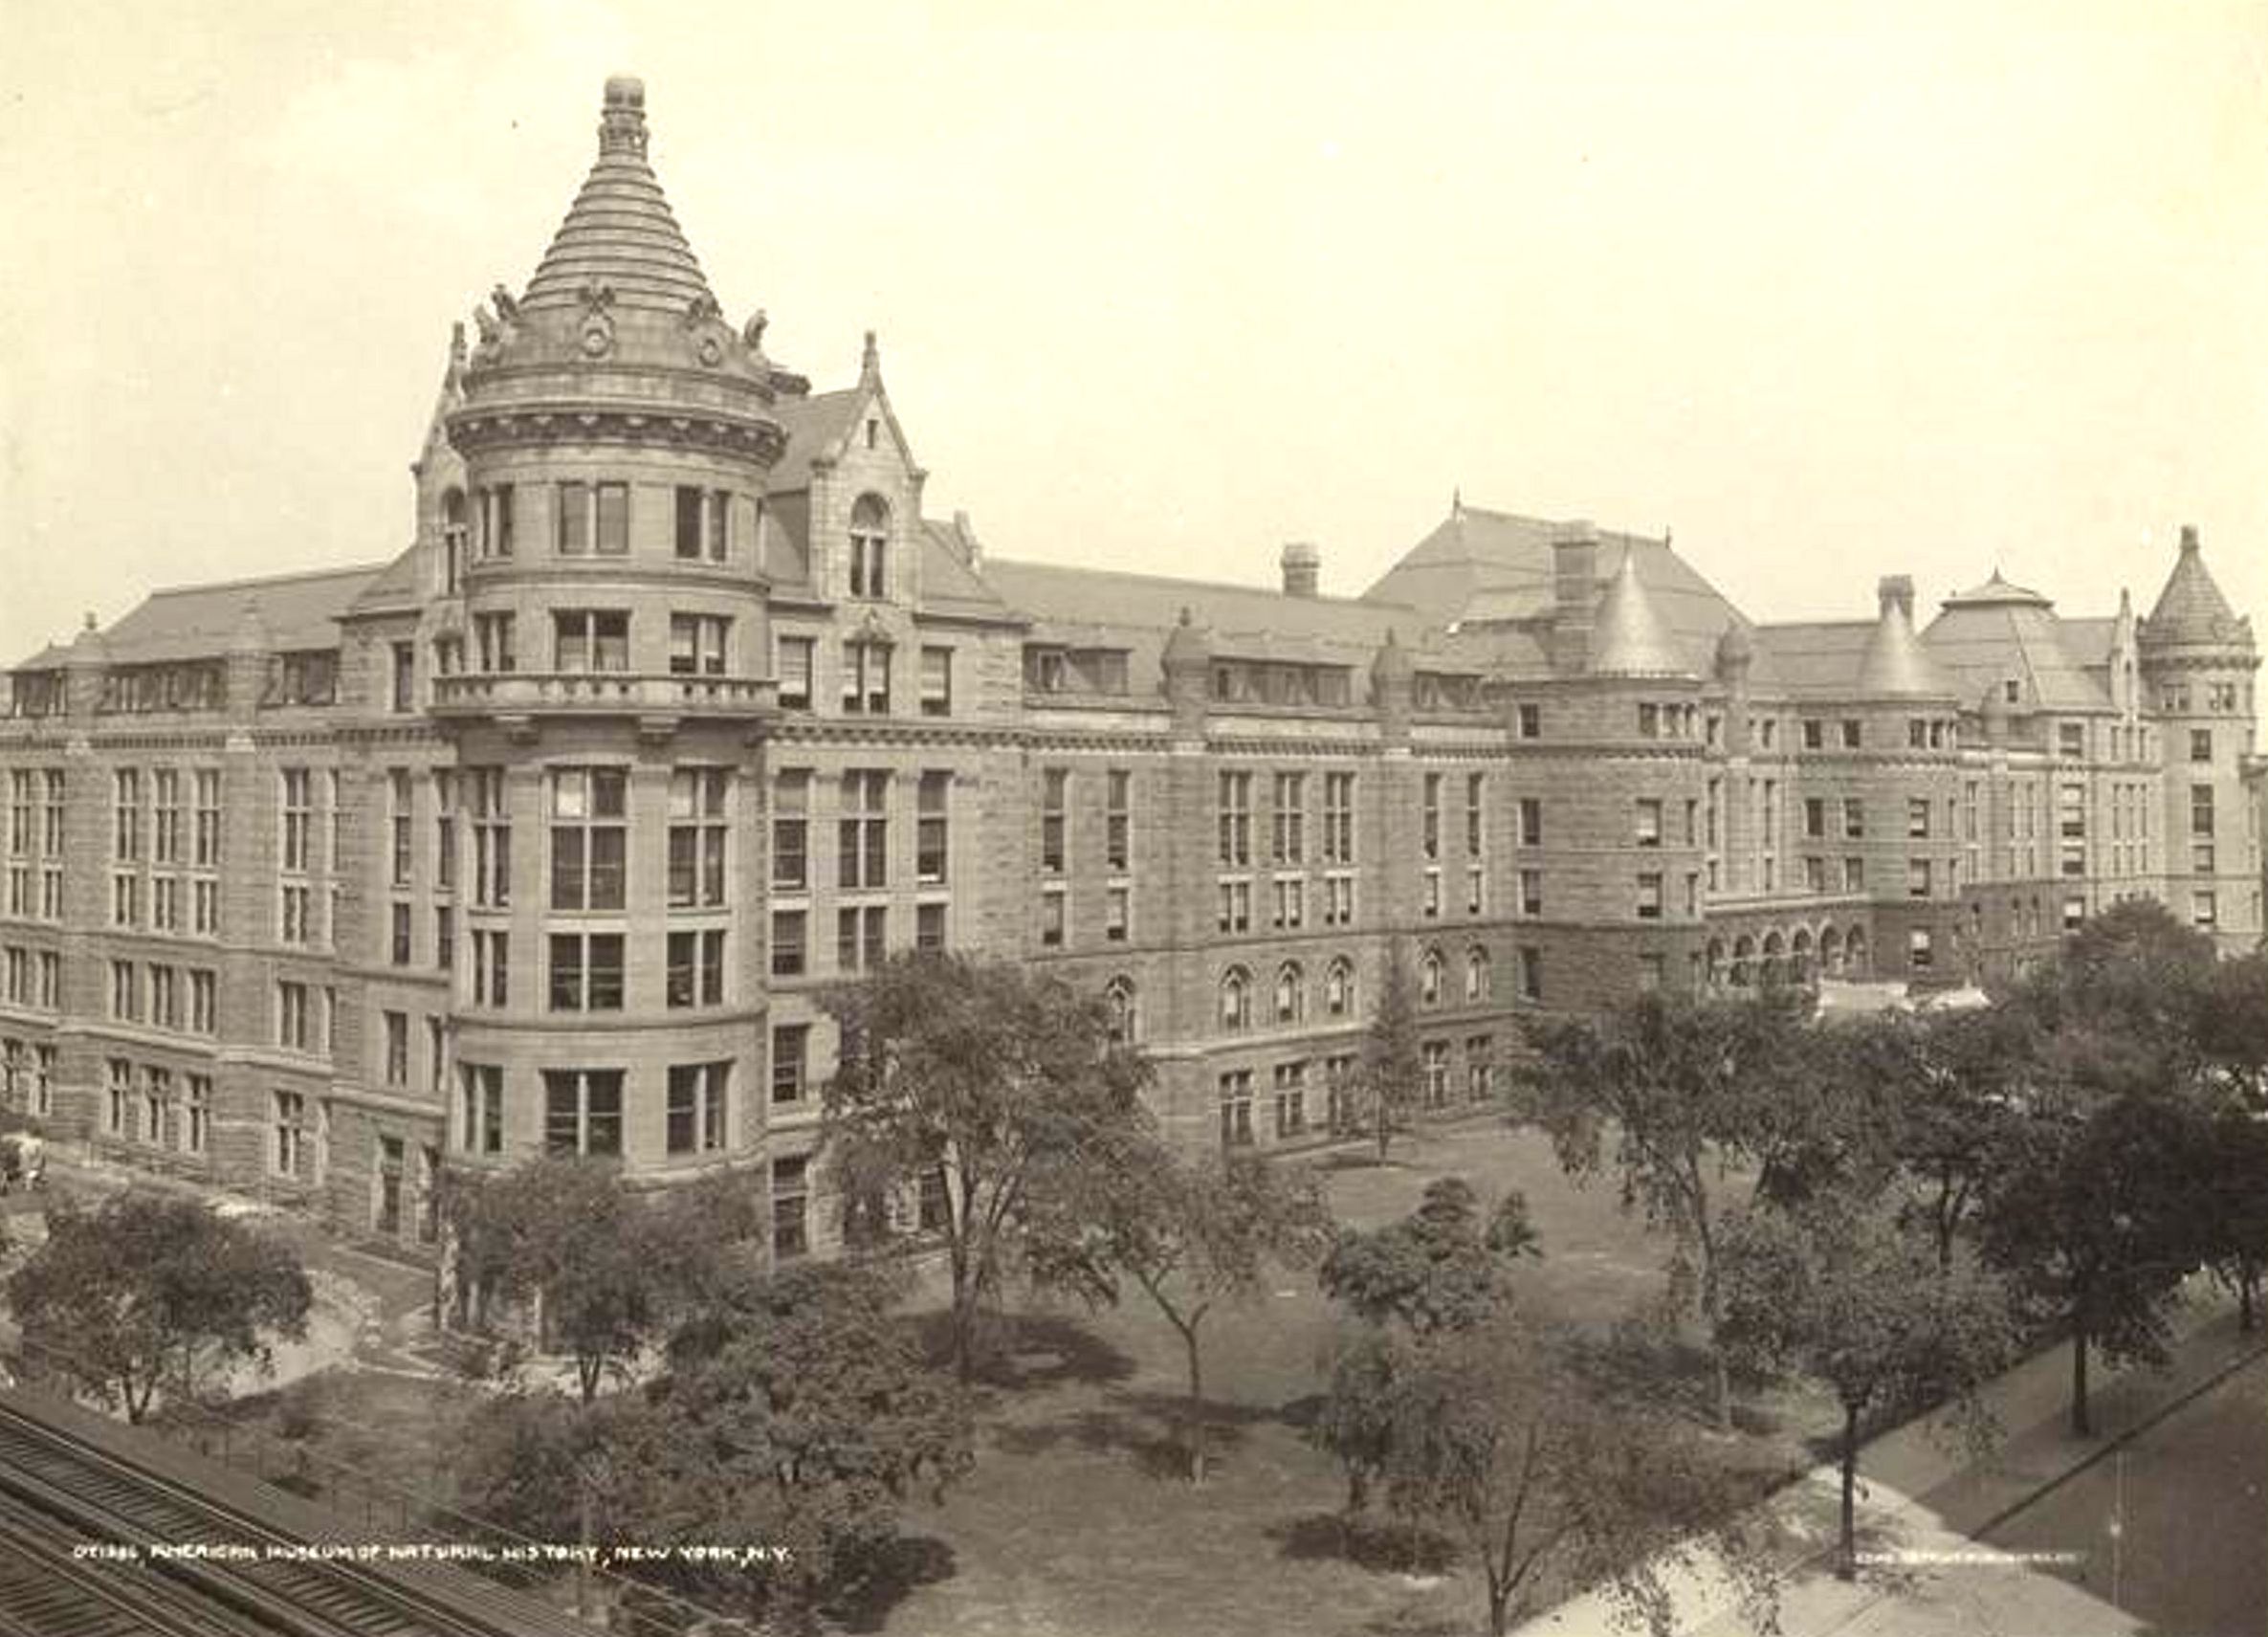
[1281,542,1320,598]
[1878,575,1915,621]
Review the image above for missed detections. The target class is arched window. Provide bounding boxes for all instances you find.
[1845,925,1870,977]
[848,494,890,600]
[1761,931,1785,986]
[1820,926,1844,976]
[1103,978,1137,1047]
[1706,939,1726,987]
[1274,962,1305,1026]
[1730,935,1755,988]
[1791,927,1815,984]
[1324,958,1354,1018]
[1420,948,1444,1007]
[1221,967,1251,1032]
[1464,946,1491,1003]
[441,488,468,594]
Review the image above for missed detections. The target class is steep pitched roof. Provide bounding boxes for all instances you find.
[1923,586,2110,711]
[1858,590,1959,698]
[1751,621,1877,696]
[2141,528,2249,651]
[916,520,1013,620]
[345,546,423,616]
[1362,506,1748,675]
[766,390,865,492]
[519,77,715,320]
[71,564,386,666]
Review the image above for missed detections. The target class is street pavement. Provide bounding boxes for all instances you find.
[1515,1283,2266,1637]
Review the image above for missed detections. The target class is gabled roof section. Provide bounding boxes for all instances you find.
[1751,622,1877,696]
[2141,526,2249,651]
[916,520,1013,620]
[344,546,423,617]
[70,564,387,667]
[519,77,715,319]
[766,389,865,492]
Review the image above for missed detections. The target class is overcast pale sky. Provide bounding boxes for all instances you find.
[4,0,2264,679]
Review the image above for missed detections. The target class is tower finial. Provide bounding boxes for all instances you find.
[599,75,648,157]
[860,329,881,386]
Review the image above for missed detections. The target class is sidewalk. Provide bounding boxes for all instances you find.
[1514,1285,2267,1637]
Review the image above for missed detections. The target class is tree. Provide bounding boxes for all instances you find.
[1519,986,1817,1428]
[2029,897,2217,1099]
[2195,951,2268,1112]
[8,1192,311,1423]
[1308,1322,1411,1517]
[821,951,1152,1383]
[1318,1177,1539,1338]
[462,1262,973,1626]
[1379,1313,1780,1637]
[445,1157,758,1402]
[1035,1139,1332,1481]
[1978,1089,2215,1435]
[1358,937,1424,1163]
[1717,1205,2015,1579]
[2200,1103,2268,1333]
[1835,1007,2029,1272]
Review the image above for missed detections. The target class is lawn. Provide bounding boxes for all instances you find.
[882,1117,1831,1637]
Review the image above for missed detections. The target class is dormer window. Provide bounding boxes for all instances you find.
[848,494,890,599]
[441,489,468,593]
[865,418,879,450]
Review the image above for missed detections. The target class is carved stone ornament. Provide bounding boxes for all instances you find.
[695,332,724,367]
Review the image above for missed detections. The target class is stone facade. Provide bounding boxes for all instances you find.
[2,78,2261,1266]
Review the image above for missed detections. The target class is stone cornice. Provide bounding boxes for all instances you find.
[448,405,787,464]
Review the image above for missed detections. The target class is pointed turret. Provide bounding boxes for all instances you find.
[519,76,716,320]
[1590,550,1691,677]
[1858,575,1957,697]
[2141,525,2253,654]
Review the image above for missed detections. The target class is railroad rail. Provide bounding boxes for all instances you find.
[0,1389,588,1637]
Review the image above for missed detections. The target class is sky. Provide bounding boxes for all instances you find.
[4,0,2265,674]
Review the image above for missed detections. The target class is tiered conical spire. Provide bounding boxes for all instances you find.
[1591,550,1691,676]
[519,77,716,317]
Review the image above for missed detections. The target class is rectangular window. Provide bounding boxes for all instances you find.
[916,901,948,951]
[776,634,814,711]
[667,1062,730,1155]
[771,1025,808,1105]
[1217,879,1250,934]
[556,481,589,554]
[842,642,891,715]
[1845,857,1865,893]
[1802,719,1823,750]
[2191,728,2213,763]
[1842,798,1865,840]
[390,768,414,886]
[668,613,730,676]
[1105,885,1130,942]
[1041,767,1069,873]
[183,1074,210,1156]
[1218,771,1252,867]
[1274,772,1308,865]
[839,770,890,890]
[772,1156,809,1260]
[1635,799,1662,848]
[1908,858,1932,898]
[188,968,216,1034]
[550,766,628,911]
[1518,946,1543,1003]
[1323,771,1355,864]
[391,643,415,713]
[1465,773,1485,856]
[773,769,810,890]
[2059,721,2085,759]
[2193,891,2218,929]
[1272,1061,1308,1139]
[554,610,630,674]
[1519,869,1542,918]
[917,771,949,883]
[666,928,726,1008]
[474,611,517,674]
[1421,869,1441,919]
[548,933,625,1012]
[1422,1040,1449,1108]
[2191,785,2215,838]
[1637,872,1663,919]
[542,1069,624,1157]
[1517,798,1542,848]
[1840,719,1861,749]
[1907,797,1931,840]
[470,768,511,909]
[1040,889,1067,947]
[272,1090,306,1178]
[668,767,728,907]
[1804,797,1825,839]
[593,481,628,554]
[383,1010,409,1087]
[1421,772,1442,861]
[1106,769,1133,871]
[919,647,953,717]
[771,909,807,977]
[1219,1071,1254,1148]
[390,902,412,966]
[1276,876,1307,930]
[836,904,887,972]
[472,929,510,1007]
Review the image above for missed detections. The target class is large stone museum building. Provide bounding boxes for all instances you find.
[2,79,2259,1263]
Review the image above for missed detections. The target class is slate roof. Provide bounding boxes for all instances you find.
[916,521,1013,620]
[1590,551,1694,678]
[1923,586,2110,712]
[27,564,387,669]
[2142,531,2249,650]
[1750,621,1876,696]
[766,390,865,492]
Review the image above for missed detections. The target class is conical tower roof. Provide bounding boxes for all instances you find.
[1591,550,1692,677]
[520,77,716,319]
[2141,526,2250,652]
[1858,576,1957,697]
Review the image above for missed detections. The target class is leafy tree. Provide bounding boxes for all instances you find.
[2200,1103,2268,1333]
[1718,1206,2015,1579]
[1358,937,1424,1163]
[8,1192,311,1423]
[1318,1177,1539,1338]
[1519,986,1816,1427]
[1978,1089,2215,1434]
[2025,897,2217,1099]
[1308,1322,1411,1516]
[821,952,1152,1383]
[1379,1313,1780,1637]
[462,1263,973,1626]
[2195,951,2268,1112]
[1033,1139,1332,1481]
[1834,1007,2029,1272]
[445,1157,758,1402]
